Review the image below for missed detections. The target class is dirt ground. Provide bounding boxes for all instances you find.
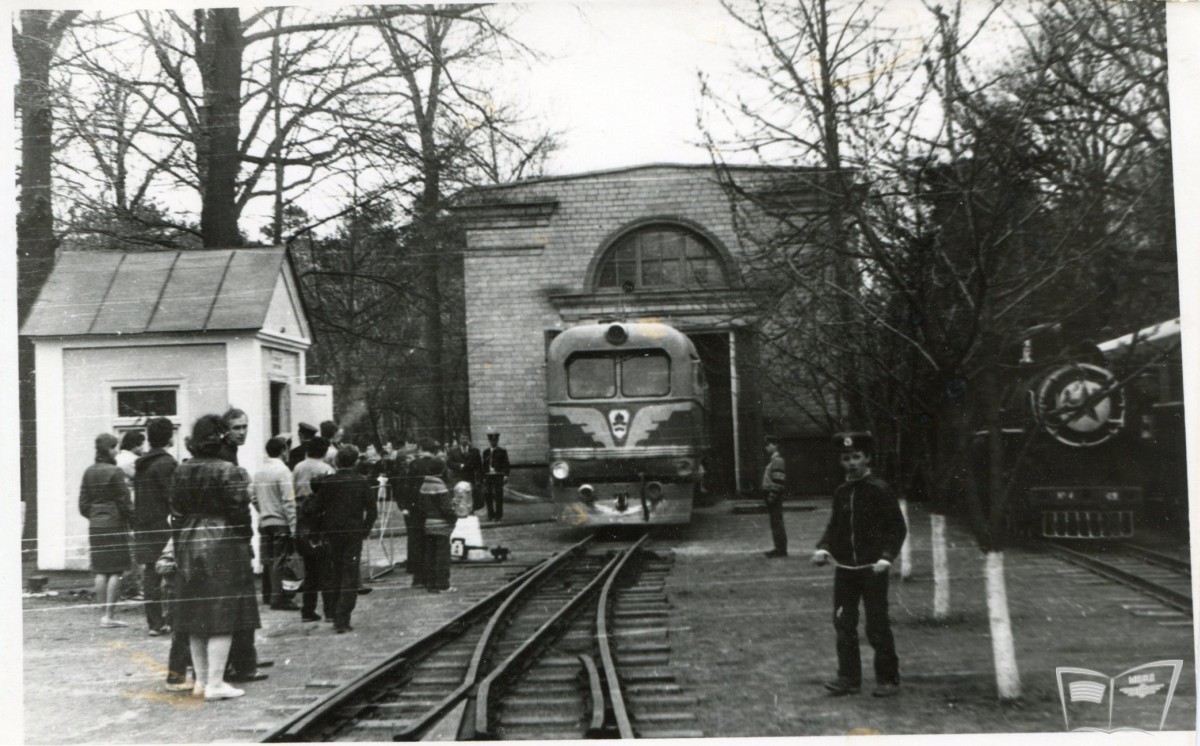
[20,496,1198,742]
[668,500,1197,737]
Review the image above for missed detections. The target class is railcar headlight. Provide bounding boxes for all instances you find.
[605,324,628,345]
[646,481,664,501]
[675,458,695,477]
[551,461,570,480]
[578,484,595,502]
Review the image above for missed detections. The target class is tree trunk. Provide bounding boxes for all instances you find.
[198,8,244,247]
[931,513,950,618]
[16,10,80,550]
[984,550,1021,700]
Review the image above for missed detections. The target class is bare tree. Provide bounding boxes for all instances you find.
[15,10,81,546]
[710,0,1173,702]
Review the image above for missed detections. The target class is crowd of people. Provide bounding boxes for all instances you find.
[78,410,510,702]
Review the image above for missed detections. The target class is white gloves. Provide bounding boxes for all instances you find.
[811,549,831,566]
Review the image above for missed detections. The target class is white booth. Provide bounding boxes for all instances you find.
[21,247,332,570]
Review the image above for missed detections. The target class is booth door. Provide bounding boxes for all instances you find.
[291,384,334,434]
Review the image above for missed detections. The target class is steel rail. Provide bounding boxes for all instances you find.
[471,541,638,739]
[1046,542,1192,615]
[260,537,591,743]
[596,533,649,739]
[579,653,606,737]
[1119,542,1192,576]
[394,535,597,741]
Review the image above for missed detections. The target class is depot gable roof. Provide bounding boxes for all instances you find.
[20,247,308,338]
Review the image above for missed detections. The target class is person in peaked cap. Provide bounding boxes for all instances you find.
[288,422,318,470]
[761,435,789,558]
[811,431,907,699]
[481,429,510,522]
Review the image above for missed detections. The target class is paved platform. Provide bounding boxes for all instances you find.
[20,501,559,744]
[668,498,1197,737]
[18,496,1198,742]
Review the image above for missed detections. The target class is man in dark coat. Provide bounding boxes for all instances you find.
[293,437,335,621]
[812,432,907,699]
[287,422,318,470]
[216,406,268,683]
[132,417,178,635]
[310,445,378,632]
[404,439,446,588]
[481,431,510,521]
[446,434,483,510]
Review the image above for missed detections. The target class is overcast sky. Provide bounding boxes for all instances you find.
[507,0,941,175]
[508,0,751,173]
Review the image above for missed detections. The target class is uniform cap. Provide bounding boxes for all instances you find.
[297,422,317,436]
[833,431,873,453]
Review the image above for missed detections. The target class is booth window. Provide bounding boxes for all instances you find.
[596,226,728,290]
[116,388,177,418]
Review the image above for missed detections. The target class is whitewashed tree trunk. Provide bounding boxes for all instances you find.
[931,513,950,619]
[897,498,912,580]
[985,551,1022,700]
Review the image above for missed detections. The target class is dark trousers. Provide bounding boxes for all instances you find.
[764,493,787,553]
[167,630,192,682]
[424,533,452,590]
[322,537,363,628]
[301,552,326,616]
[405,512,427,587]
[471,481,484,512]
[142,561,166,630]
[832,568,899,686]
[227,629,258,676]
[259,526,290,606]
[161,575,191,682]
[483,475,505,520]
[226,557,259,676]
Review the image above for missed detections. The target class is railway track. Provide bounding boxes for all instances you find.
[262,534,699,741]
[1043,541,1193,616]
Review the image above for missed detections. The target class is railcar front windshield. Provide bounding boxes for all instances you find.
[566,350,671,399]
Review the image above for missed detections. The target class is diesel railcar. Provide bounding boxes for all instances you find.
[546,321,708,527]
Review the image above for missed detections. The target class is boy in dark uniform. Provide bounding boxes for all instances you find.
[309,445,378,632]
[812,431,907,698]
[481,431,510,521]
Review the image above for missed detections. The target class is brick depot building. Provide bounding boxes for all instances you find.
[454,164,836,497]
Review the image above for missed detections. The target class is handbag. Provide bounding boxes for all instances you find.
[280,552,305,592]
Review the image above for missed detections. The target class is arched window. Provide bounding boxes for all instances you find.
[595,225,728,290]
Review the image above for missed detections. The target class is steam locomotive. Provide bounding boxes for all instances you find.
[545,321,708,527]
[990,318,1183,540]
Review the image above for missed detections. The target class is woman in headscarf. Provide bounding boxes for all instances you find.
[170,414,261,701]
[79,432,134,628]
